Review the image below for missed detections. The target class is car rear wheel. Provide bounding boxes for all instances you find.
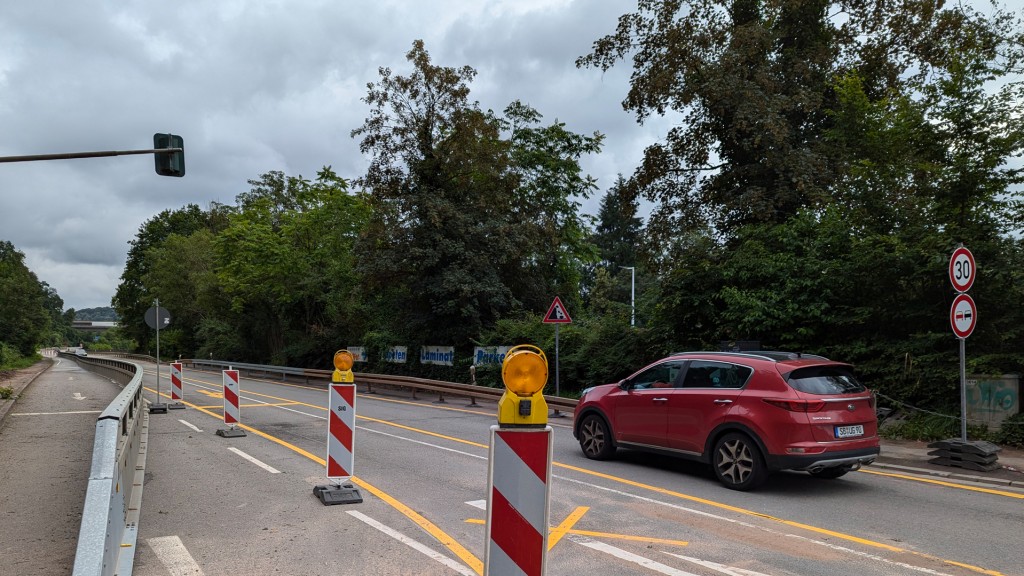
[712,432,767,491]
[809,467,850,479]
[579,414,615,460]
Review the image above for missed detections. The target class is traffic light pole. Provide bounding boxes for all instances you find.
[0,148,181,163]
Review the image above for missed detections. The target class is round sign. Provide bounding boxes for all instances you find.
[144,306,172,330]
[949,246,975,292]
[950,294,977,339]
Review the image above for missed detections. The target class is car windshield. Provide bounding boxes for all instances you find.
[786,366,866,394]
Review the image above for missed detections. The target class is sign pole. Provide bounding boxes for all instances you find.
[155,298,161,402]
[959,337,967,442]
[542,297,572,418]
[555,324,560,401]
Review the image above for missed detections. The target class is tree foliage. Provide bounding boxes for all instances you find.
[352,41,601,344]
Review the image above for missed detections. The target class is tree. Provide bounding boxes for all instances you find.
[216,167,367,364]
[0,241,49,356]
[353,41,602,345]
[577,0,1022,243]
[113,205,215,351]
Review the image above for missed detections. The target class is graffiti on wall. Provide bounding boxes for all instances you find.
[966,375,1020,428]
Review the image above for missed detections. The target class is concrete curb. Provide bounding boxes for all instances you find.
[0,358,55,431]
[868,461,1024,491]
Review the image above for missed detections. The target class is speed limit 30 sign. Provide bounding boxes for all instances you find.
[949,246,975,293]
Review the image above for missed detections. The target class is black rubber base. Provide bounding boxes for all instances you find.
[216,427,247,438]
[168,403,186,410]
[149,403,168,414]
[314,484,363,505]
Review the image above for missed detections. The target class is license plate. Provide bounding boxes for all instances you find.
[835,425,864,439]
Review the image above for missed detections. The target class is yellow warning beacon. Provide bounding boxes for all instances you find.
[333,349,355,383]
[498,344,549,426]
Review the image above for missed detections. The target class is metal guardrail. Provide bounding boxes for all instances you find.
[61,353,147,576]
[163,357,580,414]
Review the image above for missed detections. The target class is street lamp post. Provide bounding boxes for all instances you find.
[621,266,635,327]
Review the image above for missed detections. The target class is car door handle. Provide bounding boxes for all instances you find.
[713,399,733,405]
[652,397,668,403]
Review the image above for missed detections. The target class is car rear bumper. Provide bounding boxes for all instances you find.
[767,446,880,472]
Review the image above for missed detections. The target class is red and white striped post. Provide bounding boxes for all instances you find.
[327,383,355,480]
[314,350,362,505]
[485,427,553,576]
[216,368,246,437]
[485,344,553,576]
[168,362,185,410]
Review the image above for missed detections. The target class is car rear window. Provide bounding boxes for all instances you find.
[786,366,866,394]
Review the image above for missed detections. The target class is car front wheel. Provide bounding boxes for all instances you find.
[712,432,767,491]
[578,414,615,460]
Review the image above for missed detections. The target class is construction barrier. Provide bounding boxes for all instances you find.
[216,368,246,437]
[168,362,185,409]
[485,426,553,576]
[314,350,362,505]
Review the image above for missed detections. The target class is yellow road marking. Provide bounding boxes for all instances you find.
[859,469,1024,499]
[548,506,589,551]
[147,371,1007,575]
[465,517,689,548]
[143,385,484,575]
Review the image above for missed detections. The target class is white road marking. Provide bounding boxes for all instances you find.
[465,499,487,511]
[662,552,774,576]
[178,419,203,433]
[568,535,702,575]
[147,535,205,576]
[72,392,87,400]
[347,510,476,576]
[227,447,280,474]
[11,410,103,416]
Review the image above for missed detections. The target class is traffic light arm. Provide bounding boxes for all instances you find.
[0,148,183,163]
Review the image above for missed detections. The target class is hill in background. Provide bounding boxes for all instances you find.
[74,307,119,322]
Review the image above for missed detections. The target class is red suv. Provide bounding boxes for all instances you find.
[573,351,880,490]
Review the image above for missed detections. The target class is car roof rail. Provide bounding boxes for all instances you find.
[669,351,830,362]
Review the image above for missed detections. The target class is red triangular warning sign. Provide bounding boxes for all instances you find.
[543,296,573,324]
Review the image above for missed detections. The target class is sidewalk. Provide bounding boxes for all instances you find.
[0,354,126,575]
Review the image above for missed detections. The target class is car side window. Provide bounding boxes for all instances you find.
[630,361,684,389]
[679,361,751,389]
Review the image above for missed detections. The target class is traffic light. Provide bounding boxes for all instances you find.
[153,133,185,177]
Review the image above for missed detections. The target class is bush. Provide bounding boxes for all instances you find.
[0,386,13,399]
[994,413,1024,448]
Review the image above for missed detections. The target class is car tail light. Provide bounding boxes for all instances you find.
[763,398,826,412]
[869,391,876,409]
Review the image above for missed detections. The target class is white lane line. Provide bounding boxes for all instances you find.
[178,419,203,433]
[147,535,205,576]
[662,552,774,576]
[465,499,487,511]
[227,447,280,474]
[11,410,103,416]
[347,510,476,576]
[568,535,701,575]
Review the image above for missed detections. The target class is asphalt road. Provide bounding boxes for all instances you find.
[130,361,1024,576]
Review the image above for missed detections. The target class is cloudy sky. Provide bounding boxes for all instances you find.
[2,1,1020,313]
[2,0,672,311]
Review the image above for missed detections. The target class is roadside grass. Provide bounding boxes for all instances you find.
[0,386,13,400]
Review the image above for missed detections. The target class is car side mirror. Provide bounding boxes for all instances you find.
[618,379,630,390]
